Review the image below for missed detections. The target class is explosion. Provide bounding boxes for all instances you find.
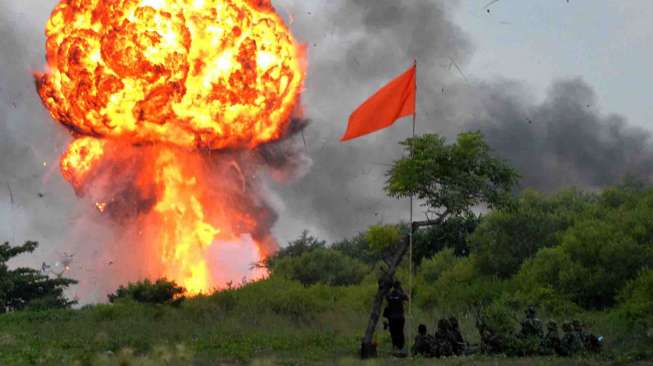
[36,0,304,295]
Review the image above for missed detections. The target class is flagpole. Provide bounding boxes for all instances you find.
[408,59,416,353]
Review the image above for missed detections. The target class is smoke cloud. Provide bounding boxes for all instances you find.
[270,0,653,241]
[1,0,652,299]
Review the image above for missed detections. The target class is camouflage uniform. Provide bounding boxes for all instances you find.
[448,316,466,356]
[559,322,583,356]
[412,324,435,357]
[515,306,544,356]
[572,319,602,353]
[540,321,561,355]
[519,306,544,339]
[434,319,454,357]
[476,316,505,354]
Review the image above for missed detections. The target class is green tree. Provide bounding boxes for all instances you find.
[331,233,381,265]
[0,241,77,312]
[470,189,593,278]
[108,278,186,305]
[271,248,370,286]
[386,132,519,218]
[413,214,479,261]
[265,231,326,269]
[362,132,519,349]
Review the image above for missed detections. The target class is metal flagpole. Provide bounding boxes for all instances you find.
[407,59,416,353]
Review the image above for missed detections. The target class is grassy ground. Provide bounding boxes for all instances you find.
[0,277,650,365]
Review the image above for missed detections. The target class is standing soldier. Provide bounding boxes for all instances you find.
[383,281,408,355]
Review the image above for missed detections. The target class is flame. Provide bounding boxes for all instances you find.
[60,137,106,190]
[37,0,303,150]
[95,201,107,212]
[37,0,303,295]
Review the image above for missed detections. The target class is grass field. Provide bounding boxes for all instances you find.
[0,276,651,366]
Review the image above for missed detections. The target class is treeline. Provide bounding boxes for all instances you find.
[265,182,653,355]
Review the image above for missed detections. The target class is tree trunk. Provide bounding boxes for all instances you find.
[360,224,413,358]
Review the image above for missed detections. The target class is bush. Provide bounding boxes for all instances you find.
[271,248,370,286]
[470,189,592,278]
[418,248,459,284]
[417,256,508,312]
[616,269,653,323]
[108,278,186,305]
[516,217,653,309]
[265,231,326,269]
[331,233,381,265]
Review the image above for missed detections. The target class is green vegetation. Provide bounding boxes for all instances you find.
[108,278,186,306]
[0,241,77,313]
[1,132,652,365]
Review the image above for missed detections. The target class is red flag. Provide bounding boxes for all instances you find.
[341,65,416,142]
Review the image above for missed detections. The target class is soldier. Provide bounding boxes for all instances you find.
[572,320,602,353]
[383,281,408,354]
[412,324,435,357]
[434,318,454,357]
[448,316,466,356]
[559,321,583,356]
[519,305,544,339]
[476,315,505,354]
[540,321,561,355]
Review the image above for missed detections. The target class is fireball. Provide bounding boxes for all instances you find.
[37,0,303,150]
[37,0,304,295]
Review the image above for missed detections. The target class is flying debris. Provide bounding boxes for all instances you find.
[483,0,501,12]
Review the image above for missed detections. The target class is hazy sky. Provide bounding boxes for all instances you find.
[456,0,653,129]
[1,0,652,264]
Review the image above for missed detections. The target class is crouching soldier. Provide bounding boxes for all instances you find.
[559,321,583,356]
[412,324,435,357]
[540,321,561,355]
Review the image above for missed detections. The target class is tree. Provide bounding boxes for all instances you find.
[470,189,593,278]
[108,278,186,305]
[264,231,326,269]
[361,132,519,354]
[271,248,370,286]
[0,241,77,313]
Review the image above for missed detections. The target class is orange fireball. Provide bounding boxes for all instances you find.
[38,0,303,295]
[37,0,303,149]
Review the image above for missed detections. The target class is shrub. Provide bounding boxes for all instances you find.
[417,256,508,312]
[516,217,653,310]
[271,248,369,286]
[265,231,326,269]
[470,189,592,278]
[418,248,459,284]
[616,269,653,323]
[108,278,186,305]
[331,233,381,265]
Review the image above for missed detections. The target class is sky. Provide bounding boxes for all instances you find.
[455,0,653,129]
[1,0,652,279]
